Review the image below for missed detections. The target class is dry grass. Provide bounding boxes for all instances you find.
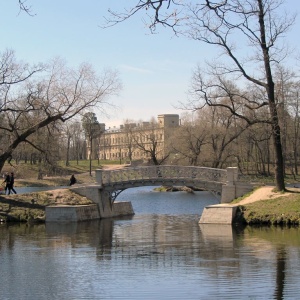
[235,188,300,225]
[0,189,93,223]
[0,162,125,223]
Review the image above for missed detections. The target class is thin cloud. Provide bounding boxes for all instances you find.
[119,64,153,74]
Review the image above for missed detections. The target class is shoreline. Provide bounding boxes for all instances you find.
[1,167,300,225]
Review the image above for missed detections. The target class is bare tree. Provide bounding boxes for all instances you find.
[82,112,106,175]
[17,0,34,15]
[0,55,121,173]
[104,0,184,33]
[121,120,139,163]
[65,120,86,163]
[132,120,169,165]
[106,0,295,191]
[187,0,295,191]
[169,112,209,166]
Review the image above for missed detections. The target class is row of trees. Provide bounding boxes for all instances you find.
[0,50,121,174]
[6,81,300,179]
[104,0,298,191]
[170,67,300,177]
[7,0,300,191]
[92,67,299,178]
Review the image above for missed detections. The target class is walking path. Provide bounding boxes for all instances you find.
[237,186,300,205]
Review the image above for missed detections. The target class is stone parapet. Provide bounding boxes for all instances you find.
[221,184,236,203]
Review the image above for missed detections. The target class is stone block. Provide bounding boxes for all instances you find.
[199,204,238,224]
[46,204,100,222]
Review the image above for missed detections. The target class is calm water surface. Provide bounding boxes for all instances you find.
[0,187,300,299]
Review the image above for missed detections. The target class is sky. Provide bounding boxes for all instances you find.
[1,0,300,128]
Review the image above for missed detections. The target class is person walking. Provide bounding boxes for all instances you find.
[2,172,11,195]
[8,172,17,195]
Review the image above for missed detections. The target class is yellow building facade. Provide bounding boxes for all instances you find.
[98,114,180,163]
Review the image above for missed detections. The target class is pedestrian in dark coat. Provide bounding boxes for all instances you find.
[2,172,11,195]
[69,174,77,186]
[8,172,17,194]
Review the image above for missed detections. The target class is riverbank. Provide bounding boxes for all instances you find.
[0,188,93,223]
[233,186,300,225]
[1,163,300,225]
[0,166,99,222]
[1,184,299,225]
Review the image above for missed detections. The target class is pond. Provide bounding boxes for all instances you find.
[0,186,299,299]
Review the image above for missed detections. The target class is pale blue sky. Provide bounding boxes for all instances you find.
[1,0,299,127]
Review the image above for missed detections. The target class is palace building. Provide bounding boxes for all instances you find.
[97,114,180,163]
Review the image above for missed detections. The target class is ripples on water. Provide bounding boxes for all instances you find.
[0,187,300,299]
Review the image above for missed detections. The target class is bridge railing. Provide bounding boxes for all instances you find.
[97,165,228,186]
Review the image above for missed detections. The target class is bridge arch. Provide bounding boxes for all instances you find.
[71,166,253,219]
[95,165,252,204]
[101,179,224,202]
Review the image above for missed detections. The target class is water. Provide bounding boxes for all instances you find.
[13,186,69,194]
[0,186,300,299]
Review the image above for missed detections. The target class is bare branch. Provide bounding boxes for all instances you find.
[103,0,185,34]
[18,0,35,16]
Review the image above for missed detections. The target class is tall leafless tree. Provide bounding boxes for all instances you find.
[0,54,121,173]
[106,0,295,191]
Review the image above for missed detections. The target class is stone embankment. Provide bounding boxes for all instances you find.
[1,162,300,225]
[0,189,93,223]
[200,186,300,225]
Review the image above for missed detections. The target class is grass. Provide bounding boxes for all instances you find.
[235,191,300,225]
[0,160,119,223]
[2,160,300,226]
[1,160,121,187]
[0,189,93,223]
[2,159,120,178]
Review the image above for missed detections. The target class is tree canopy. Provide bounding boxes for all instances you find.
[0,52,121,172]
[105,0,296,191]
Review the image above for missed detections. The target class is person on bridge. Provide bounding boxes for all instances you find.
[69,174,77,186]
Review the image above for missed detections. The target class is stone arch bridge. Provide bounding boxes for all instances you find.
[70,165,253,219]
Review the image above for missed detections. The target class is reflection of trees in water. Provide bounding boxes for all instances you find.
[0,218,297,298]
[0,223,47,251]
[46,219,116,259]
[274,246,286,300]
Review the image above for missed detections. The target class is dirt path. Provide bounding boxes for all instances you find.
[102,164,130,170]
[237,186,300,205]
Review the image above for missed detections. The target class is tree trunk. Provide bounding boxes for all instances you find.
[272,121,285,190]
[258,0,285,191]
[65,135,71,166]
[89,136,92,176]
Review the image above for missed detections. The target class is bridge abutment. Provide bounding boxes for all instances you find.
[46,166,253,223]
[69,185,134,219]
[221,167,253,203]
